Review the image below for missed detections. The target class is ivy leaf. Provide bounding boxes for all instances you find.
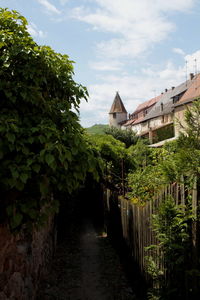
[27,158,33,166]
[15,181,24,191]
[39,135,46,143]
[20,173,29,183]
[6,133,15,143]
[0,151,3,159]
[11,167,19,179]
[40,181,48,197]
[32,164,41,173]
[22,147,29,155]
[11,213,23,229]
[45,153,54,166]
[6,205,13,217]
[65,150,72,161]
[27,208,37,220]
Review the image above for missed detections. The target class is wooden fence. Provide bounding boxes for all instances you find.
[105,179,199,280]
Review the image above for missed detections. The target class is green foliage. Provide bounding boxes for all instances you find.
[0,9,97,229]
[88,134,126,161]
[153,100,200,187]
[127,165,165,204]
[86,124,109,135]
[181,98,200,149]
[105,126,138,148]
[145,197,192,299]
[127,139,153,170]
[87,134,127,188]
[153,123,174,144]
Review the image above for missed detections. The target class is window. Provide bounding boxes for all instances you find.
[113,113,116,119]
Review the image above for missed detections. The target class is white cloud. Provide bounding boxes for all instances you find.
[89,60,124,71]
[37,0,61,15]
[155,0,194,12]
[27,22,45,38]
[80,51,200,127]
[185,50,200,74]
[73,0,196,127]
[72,0,195,60]
[173,48,185,56]
[59,0,69,5]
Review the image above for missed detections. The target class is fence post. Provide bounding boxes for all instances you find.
[191,177,198,296]
[121,158,125,196]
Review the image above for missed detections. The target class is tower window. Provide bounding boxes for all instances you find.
[113,113,116,118]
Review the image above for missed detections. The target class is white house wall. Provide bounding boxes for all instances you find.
[131,123,142,134]
[109,112,127,128]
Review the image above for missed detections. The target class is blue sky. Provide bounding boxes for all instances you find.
[1,0,200,127]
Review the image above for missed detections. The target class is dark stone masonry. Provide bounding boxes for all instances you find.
[0,216,56,300]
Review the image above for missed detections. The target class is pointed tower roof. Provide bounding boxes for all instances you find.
[109,92,127,114]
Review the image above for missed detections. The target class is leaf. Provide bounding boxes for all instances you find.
[39,135,46,143]
[40,181,48,197]
[27,158,33,166]
[28,137,34,144]
[0,151,3,159]
[6,133,15,143]
[45,153,54,166]
[6,205,13,217]
[15,181,24,191]
[32,164,41,173]
[65,150,72,161]
[11,213,23,229]
[27,209,37,220]
[20,173,29,183]
[22,147,29,155]
[11,167,19,179]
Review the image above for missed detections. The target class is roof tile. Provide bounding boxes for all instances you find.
[176,74,200,105]
[109,92,127,114]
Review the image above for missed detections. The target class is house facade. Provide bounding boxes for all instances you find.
[108,73,200,146]
[138,78,194,144]
[121,95,161,135]
[173,74,200,137]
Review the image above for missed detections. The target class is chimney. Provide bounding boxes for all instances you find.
[165,88,168,93]
[190,73,194,80]
[171,86,175,90]
[160,102,164,111]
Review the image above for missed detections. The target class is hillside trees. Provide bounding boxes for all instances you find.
[0,9,98,229]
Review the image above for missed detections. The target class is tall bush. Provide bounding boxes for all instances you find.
[0,9,97,229]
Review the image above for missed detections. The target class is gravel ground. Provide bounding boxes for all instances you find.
[37,217,137,300]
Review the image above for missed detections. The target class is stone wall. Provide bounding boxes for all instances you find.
[0,216,56,300]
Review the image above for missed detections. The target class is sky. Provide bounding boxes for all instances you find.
[1,0,200,127]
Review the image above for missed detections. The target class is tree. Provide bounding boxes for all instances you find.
[0,9,96,229]
[87,134,127,188]
[104,127,138,148]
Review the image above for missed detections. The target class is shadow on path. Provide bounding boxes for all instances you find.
[37,216,137,300]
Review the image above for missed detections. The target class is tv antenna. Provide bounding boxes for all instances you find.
[194,58,197,75]
[185,60,188,85]
[194,58,198,90]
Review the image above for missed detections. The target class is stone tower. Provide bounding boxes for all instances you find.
[109,92,127,128]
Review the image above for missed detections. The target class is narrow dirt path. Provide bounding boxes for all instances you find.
[37,217,137,300]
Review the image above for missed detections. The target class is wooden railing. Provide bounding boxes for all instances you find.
[105,179,198,279]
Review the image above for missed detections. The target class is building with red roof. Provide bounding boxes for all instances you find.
[174,73,200,137]
[108,73,200,146]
